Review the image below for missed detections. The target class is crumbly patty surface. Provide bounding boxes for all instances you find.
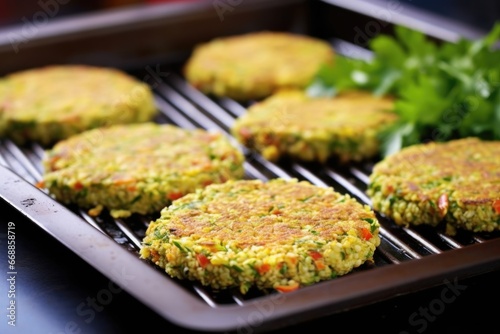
[367,138,500,234]
[183,31,334,101]
[0,65,157,146]
[39,123,245,218]
[140,178,380,294]
[231,90,398,163]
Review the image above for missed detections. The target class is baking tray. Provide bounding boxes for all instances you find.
[1,0,500,332]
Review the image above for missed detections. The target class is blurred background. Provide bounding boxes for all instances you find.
[0,0,499,32]
[0,0,197,27]
[397,0,500,31]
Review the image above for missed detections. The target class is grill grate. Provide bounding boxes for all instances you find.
[1,69,500,332]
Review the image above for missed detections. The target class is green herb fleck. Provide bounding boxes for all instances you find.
[154,229,168,240]
[232,265,243,273]
[279,263,288,275]
[172,241,187,253]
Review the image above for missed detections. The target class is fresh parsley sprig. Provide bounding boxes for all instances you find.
[307,22,500,157]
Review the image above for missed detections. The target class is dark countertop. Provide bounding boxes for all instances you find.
[1,198,499,334]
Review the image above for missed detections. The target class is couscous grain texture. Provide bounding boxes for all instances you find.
[367,138,500,235]
[0,65,156,146]
[140,178,380,294]
[39,123,245,218]
[183,31,334,101]
[231,90,398,163]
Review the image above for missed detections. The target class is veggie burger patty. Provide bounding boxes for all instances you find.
[231,90,398,163]
[140,178,380,294]
[183,31,334,101]
[39,122,245,218]
[0,64,156,146]
[367,138,500,234]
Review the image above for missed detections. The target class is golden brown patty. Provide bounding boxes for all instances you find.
[367,138,500,234]
[39,122,245,218]
[140,178,380,294]
[0,65,156,146]
[231,90,398,163]
[183,31,334,101]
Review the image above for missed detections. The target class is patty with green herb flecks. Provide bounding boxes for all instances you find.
[0,65,157,146]
[140,178,380,294]
[183,31,334,101]
[38,123,245,218]
[367,138,500,235]
[231,89,398,163]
